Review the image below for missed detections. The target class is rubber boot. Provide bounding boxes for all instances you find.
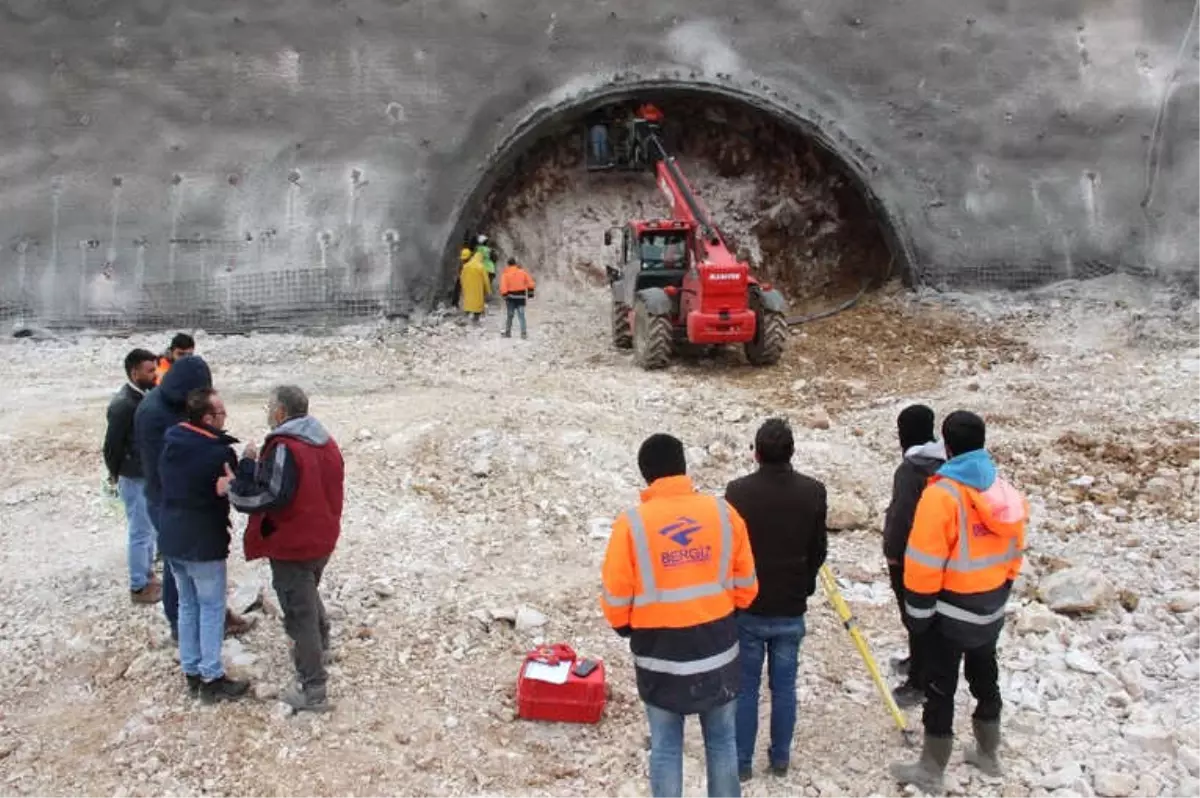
[964,719,1002,776]
[890,734,952,794]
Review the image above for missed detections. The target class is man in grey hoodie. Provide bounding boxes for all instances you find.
[882,404,946,708]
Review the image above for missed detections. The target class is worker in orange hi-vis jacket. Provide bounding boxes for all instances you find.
[498,257,536,340]
[601,433,758,798]
[890,410,1026,795]
[155,332,195,385]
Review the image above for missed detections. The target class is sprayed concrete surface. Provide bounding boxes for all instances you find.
[0,275,1197,796]
[0,0,1197,326]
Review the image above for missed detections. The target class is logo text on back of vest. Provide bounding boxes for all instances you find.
[657,516,712,568]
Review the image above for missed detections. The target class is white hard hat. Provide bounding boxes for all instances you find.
[476,234,488,244]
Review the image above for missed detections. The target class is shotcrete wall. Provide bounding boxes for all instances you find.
[0,0,1196,329]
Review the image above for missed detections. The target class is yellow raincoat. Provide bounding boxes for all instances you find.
[459,252,491,314]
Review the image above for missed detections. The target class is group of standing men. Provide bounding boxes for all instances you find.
[601,408,1026,798]
[103,334,346,711]
[458,234,538,338]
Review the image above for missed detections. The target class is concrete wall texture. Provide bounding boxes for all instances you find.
[1,0,1197,328]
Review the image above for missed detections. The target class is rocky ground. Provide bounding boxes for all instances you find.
[0,273,1197,797]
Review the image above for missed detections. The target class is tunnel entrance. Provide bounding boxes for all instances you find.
[451,85,906,317]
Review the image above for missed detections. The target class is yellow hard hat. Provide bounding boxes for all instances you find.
[460,247,472,262]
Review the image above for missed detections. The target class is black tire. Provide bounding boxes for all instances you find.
[612,302,632,349]
[744,309,787,366]
[633,299,673,370]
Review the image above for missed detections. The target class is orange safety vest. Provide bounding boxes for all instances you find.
[601,476,758,713]
[903,475,1026,646]
[499,265,536,298]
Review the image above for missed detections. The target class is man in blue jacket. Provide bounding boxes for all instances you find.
[159,387,250,703]
[134,355,253,642]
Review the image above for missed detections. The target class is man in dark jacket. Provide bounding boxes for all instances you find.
[104,348,161,603]
[882,405,946,707]
[725,418,827,782]
[134,354,253,641]
[159,388,250,704]
[223,385,345,712]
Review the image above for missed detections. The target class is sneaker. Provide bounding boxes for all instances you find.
[738,767,752,783]
[280,684,333,713]
[893,681,926,708]
[769,762,789,777]
[185,674,202,697]
[224,611,256,638]
[131,583,163,604]
[199,675,250,704]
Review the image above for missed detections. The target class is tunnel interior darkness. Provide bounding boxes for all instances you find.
[448,84,909,315]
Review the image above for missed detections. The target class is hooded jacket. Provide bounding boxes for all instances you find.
[157,422,239,562]
[903,449,1027,648]
[230,415,345,562]
[883,441,947,562]
[134,355,213,528]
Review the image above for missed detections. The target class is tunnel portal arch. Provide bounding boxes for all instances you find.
[441,79,918,304]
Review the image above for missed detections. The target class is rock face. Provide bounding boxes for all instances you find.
[1038,567,1114,614]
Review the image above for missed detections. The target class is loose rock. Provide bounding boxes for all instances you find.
[1093,770,1138,797]
[827,492,870,531]
[1038,567,1114,614]
[1167,591,1200,613]
[514,606,547,632]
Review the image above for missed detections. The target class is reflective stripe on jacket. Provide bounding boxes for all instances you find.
[600,475,758,714]
[904,476,1026,648]
[499,265,536,298]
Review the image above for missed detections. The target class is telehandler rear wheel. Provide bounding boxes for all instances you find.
[612,302,633,349]
[633,299,673,370]
[744,309,787,366]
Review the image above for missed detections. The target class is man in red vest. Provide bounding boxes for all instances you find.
[220,384,345,712]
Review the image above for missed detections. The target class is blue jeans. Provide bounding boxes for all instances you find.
[169,558,228,681]
[504,299,527,336]
[590,124,610,165]
[735,613,807,771]
[117,477,155,591]
[645,699,740,798]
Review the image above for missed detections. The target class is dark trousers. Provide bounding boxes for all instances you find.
[270,556,331,690]
[923,628,1002,737]
[887,563,927,689]
[163,548,179,638]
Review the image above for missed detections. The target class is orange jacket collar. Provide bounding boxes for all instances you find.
[179,422,219,439]
[640,474,695,503]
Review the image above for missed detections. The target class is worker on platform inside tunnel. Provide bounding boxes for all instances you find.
[890,411,1026,794]
[601,434,758,798]
[155,332,195,385]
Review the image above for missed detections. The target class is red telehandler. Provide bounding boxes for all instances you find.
[592,113,788,369]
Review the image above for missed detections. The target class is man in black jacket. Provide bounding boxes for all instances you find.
[882,404,946,707]
[725,418,827,782]
[158,388,249,704]
[134,354,253,642]
[104,348,161,604]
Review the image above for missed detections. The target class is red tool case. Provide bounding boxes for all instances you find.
[516,643,606,724]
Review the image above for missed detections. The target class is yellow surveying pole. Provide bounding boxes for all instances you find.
[818,564,910,735]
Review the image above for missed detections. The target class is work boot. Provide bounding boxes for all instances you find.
[224,611,255,638]
[281,684,333,713]
[199,675,250,704]
[501,331,511,338]
[893,680,926,709]
[185,674,202,697]
[520,332,527,340]
[131,582,162,605]
[738,767,752,783]
[890,734,952,794]
[769,762,789,777]
[964,719,1002,777]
